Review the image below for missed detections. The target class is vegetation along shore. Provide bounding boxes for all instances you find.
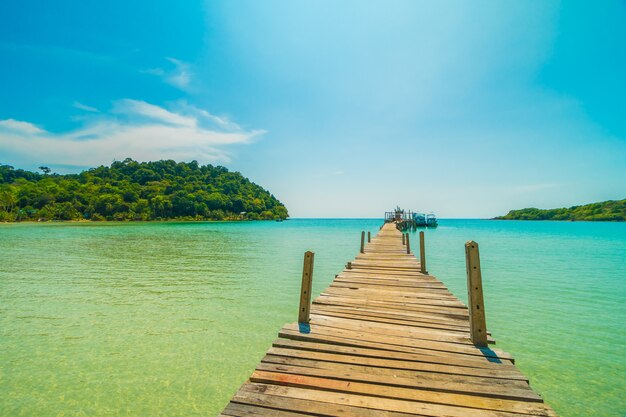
[0,159,289,222]
[495,199,625,221]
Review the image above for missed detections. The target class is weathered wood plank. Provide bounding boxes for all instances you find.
[253,362,540,402]
[265,347,527,381]
[271,338,517,369]
[278,325,513,362]
[248,375,554,416]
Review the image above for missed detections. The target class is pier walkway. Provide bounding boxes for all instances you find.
[220,223,556,416]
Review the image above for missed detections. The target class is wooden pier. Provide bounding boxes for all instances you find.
[220,223,556,416]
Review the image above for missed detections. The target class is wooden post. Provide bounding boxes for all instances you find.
[405,233,410,254]
[298,251,315,328]
[419,231,427,274]
[465,241,487,347]
[347,261,352,270]
[402,233,405,245]
[367,231,371,243]
[360,231,365,253]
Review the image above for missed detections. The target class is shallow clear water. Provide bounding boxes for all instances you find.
[0,219,624,416]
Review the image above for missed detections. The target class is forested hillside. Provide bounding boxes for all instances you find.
[0,159,288,221]
[495,199,625,221]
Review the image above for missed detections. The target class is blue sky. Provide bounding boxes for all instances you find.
[0,1,624,217]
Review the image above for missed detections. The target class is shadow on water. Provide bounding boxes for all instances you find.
[479,346,503,364]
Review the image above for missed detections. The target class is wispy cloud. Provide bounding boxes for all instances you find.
[165,57,191,89]
[113,99,197,127]
[0,100,264,169]
[73,101,100,113]
[173,101,244,132]
[0,119,44,135]
[142,57,193,91]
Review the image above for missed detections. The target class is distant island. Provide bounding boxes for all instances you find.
[0,159,289,222]
[495,199,625,221]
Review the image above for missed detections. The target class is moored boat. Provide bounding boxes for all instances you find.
[426,212,438,227]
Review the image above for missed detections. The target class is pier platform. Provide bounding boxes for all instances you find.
[220,222,556,416]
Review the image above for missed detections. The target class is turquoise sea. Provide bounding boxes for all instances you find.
[1,219,624,417]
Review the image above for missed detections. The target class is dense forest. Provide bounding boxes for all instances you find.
[495,199,625,221]
[0,159,289,221]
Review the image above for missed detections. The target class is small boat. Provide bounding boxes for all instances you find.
[426,213,438,227]
[413,212,426,227]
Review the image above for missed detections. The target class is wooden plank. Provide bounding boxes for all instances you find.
[313,296,471,319]
[278,325,514,362]
[320,288,467,308]
[310,305,475,332]
[330,280,455,293]
[340,268,438,278]
[253,360,540,402]
[223,401,313,416]
[308,312,497,343]
[249,374,554,416]
[271,338,516,369]
[308,315,475,344]
[232,389,421,417]
[265,347,527,381]
[334,277,448,289]
[261,353,527,386]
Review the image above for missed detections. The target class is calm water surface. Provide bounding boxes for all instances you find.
[1,219,624,416]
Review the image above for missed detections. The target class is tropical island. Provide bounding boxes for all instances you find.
[495,199,625,221]
[0,159,289,222]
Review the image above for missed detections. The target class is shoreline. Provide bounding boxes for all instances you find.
[492,218,624,222]
[3,217,625,225]
[0,218,287,225]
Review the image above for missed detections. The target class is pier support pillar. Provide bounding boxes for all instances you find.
[405,233,410,254]
[419,231,427,274]
[465,241,488,347]
[360,231,366,253]
[402,233,405,245]
[298,251,315,332]
[367,231,371,243]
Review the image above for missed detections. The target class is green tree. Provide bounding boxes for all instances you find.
[0,159,289,222]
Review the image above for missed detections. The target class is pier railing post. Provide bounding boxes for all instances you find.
[367,231,371,243]
[402,233,405,245]
[465,241,488,347]
[298,251,315,331]
[419,231,427,274]
[405,233,411,254]
[360,231,365,253]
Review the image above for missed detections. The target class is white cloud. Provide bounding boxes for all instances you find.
[0,100,264,169]
[142,57,193,91]
[73,101,100,112]
[173,101,243,131]
[0,119,44,135]
[113,99,197,127]
[165,57,191,89]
